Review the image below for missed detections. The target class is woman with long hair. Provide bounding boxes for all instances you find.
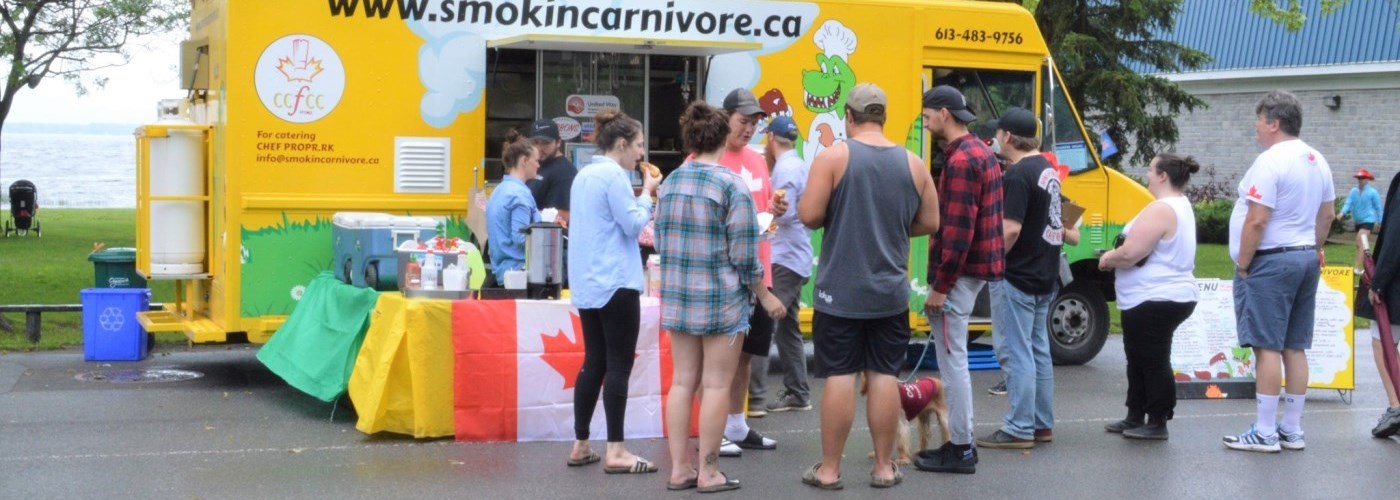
[657,101,785,492]
[565,109,662,474]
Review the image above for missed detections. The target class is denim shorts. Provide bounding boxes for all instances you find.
[1233,249,1320,351]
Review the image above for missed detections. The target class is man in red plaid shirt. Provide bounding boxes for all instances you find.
[912,85,1005,475]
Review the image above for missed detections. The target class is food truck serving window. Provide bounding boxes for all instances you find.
[482,38,756,186]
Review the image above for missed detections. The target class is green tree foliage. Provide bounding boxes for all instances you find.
[1250,0,1400,31]
[992,0,1212,167]
[1249,0,1351,31]
[0,0,186,178]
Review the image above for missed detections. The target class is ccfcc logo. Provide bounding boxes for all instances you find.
[255,34,345,123]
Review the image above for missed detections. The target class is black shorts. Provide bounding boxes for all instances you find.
[742,303,775,356]
[1358,222,1375,232]
[811,310,911,378]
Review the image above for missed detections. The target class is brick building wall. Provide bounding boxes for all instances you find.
[1168,79,1400,203]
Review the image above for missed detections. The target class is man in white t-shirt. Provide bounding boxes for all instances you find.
[1224,90,1336,453]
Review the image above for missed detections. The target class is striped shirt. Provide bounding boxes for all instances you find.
[655,160,764,336]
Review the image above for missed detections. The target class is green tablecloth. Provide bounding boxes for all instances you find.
[257,271,380,402]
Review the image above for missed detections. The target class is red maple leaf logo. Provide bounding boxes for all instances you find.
[1307,152,1317,164]
[1247,185,1263,200]
[540,312,586,389]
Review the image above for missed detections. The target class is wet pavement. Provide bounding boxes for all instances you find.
[2,337,1396,499]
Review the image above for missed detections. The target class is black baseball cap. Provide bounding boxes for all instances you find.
[921,85,977,122]
[722,88,765,116]
[529,119,560,141]
[996,107,1038,137]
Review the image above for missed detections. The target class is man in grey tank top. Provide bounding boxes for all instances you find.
[797,83,941,489]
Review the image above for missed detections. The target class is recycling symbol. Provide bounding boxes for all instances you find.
[98,307,125,332]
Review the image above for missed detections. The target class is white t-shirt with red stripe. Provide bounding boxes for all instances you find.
[1229,139,1336,263]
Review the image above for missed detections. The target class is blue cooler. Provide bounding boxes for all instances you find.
[81,288,151,361]
[332,212,439,290]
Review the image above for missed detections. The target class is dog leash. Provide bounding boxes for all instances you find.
[903,315,947,384]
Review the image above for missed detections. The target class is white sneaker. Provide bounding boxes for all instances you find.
[1222,424,1281,453]
[719,438,742,457]
[1277,427,1305,450]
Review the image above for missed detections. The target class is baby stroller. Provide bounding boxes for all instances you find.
[4,180,41,238]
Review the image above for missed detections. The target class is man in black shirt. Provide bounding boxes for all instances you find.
[525,119,575,286]
[977,107,1062,450]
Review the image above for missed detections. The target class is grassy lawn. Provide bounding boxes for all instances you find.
[0,209,177,351]
[0,209,1365,349]
[1107,242,1356,333]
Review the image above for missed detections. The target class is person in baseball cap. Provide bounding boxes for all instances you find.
[922,85,977,123]
[1343,167,1382,271]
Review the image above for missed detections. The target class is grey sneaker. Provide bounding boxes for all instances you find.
[1276,426,1305,450]
[766,391,813,412]
[988,379,1008,396]
[1372,407,1400,438]
[1222,425,1281,453]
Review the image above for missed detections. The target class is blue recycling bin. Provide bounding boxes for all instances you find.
[80,288,151,361]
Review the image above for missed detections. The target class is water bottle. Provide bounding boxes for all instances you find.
[421,249,438,290]
[405,254,422,290]
[646,255,661,298]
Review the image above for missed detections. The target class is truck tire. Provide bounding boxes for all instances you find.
[1049,280,1109,365]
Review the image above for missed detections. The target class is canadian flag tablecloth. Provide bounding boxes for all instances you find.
[453,297,671,442]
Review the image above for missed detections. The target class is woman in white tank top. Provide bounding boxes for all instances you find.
[1096,153,1202,441]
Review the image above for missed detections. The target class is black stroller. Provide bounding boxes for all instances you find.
[3,180,41,238]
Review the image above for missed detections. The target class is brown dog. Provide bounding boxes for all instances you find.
[861,375,951,465]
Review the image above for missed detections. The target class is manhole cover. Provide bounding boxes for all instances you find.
[75,368,204,384]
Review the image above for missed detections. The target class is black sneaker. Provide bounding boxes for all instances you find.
[987,379,1007,396]
[1123,421,1168,440]
[766,391,813,412]
[1104,417,1145,434]
[912,442,976,474]
[1372,407,1400,438]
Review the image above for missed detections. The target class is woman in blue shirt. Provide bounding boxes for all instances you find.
[565,109,662,475]
[486,130,541,283]
[1342,168,1383,270]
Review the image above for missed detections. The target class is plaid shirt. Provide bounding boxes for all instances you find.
[929,134,1005,294]
[655,160,764,335]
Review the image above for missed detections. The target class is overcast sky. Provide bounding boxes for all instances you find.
[6,33,183,126]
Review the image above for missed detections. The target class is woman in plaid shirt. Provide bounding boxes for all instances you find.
[657,102,786,493]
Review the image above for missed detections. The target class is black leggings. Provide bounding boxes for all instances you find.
[573,288,641,442]
[1120,300,1196,420]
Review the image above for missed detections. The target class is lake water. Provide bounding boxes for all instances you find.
[1,133,136,208]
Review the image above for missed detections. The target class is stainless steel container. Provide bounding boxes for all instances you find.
[522,222,564,299]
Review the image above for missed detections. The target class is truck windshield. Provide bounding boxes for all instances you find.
[928,68,1034,172]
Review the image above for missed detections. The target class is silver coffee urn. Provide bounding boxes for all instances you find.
[522,222,565,299]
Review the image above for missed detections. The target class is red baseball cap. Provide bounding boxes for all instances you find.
[1355,168,1375,180]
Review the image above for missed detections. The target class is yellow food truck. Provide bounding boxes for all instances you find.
[137,0,1148,364]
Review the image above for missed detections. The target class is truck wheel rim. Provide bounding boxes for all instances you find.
[1052,296,1090,345]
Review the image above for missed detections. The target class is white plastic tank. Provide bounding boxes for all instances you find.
[147,100,206,275]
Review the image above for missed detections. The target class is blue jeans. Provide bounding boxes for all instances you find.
[991,280,1055,440]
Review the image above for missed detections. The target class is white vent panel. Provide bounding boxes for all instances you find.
[395,137,451,193]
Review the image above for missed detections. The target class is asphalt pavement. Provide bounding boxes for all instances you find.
[2,336,1396,499]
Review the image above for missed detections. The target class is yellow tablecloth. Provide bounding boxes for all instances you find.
[348,293,455,438]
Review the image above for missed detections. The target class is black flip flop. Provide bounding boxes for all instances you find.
[697,473,740,493]
[734,429,776,450]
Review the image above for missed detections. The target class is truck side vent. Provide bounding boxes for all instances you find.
[395,137,451,193]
